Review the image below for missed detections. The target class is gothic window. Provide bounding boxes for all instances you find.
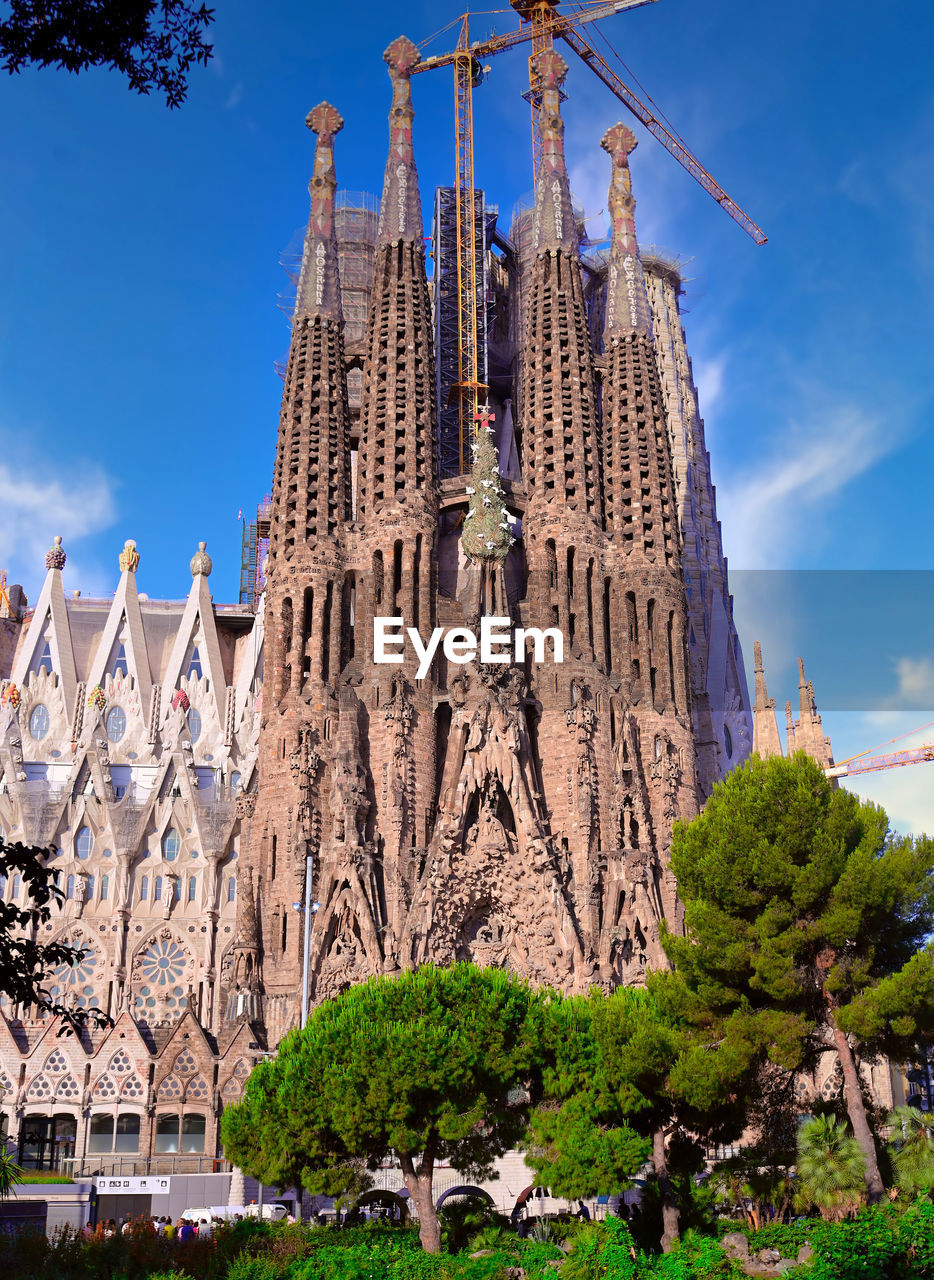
[187,876,197,903]
[93,1074,117,1100]
[27,1075,51,1101]
[28,704,50,741]
[162,829,180,862]
[56,1075,80,1101]
[108,1050,132,1075]
[106,706,127,743]
[33,639,53,676]
[186,647,203,680]
[89,1114,140,1154]
[11,875,20,900]
[76,827,93,860]
[154,876,163,902]
[227,877,235,904]
[187,708,202,743]
[100,876,109,901]
[66,875,74,900]
[185,1074,209,1101]
[43,1050,68,1075]
[140,875,149,901]
[724,725,733,760]
[110,644,129,678]
[121,1074,144,1100]
[173,1050,197,1077]
[158,1075,183,1100]
[222,1076,241,1100]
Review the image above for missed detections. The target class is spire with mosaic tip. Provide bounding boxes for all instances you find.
[378,36,423,246]
[294,102,345,323]
[531,50,578,258]
[601,123,654,340]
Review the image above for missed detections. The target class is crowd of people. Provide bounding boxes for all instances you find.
[88,1212,262,1240]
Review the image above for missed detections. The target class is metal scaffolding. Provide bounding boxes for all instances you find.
[433,185,490,480]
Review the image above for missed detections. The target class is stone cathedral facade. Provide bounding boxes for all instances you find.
[235,40,749,1047]
[0,37,753,1169]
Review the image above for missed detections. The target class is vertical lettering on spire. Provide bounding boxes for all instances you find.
[601,123,653,340]
[531,50,578,257]
[378,35,423,245]
[295,102,344,322]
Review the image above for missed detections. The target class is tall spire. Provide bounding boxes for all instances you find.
[752,640,782,758]
[357,35,436,521]
[601,123,653,339]
[598,132,677,563]
[532,50,577,256]
[378,35,423,245]
[294,102,344,322]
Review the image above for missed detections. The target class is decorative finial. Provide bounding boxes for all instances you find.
[306,101,343,138]
[601,121,653,339]
[533,48,568,92]
[531,50,577,256]
[383,34,420,77]
[295,101,345,321]
[190,541,212,577]
[45,536,66,571]
[377,35,423,245]
[118,539,140,574]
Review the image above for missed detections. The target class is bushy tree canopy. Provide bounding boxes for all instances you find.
[221,963,548,1253]
[1,1,213,106]
[664,752,934,1204]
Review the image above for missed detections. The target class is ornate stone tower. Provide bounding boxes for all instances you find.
[238,41,707,1041]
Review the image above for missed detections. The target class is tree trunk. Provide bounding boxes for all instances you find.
[399,1150,441,1253]
[829,1016,885,1204]
[652,1126,680,1253]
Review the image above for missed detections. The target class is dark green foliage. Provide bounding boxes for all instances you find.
[0,838,112,1036]
[665,754,934,1067]
[222,964,547,1252]
[888,1106,934,1195]
[0,1,213,106]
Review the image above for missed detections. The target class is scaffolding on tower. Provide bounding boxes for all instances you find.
[239,498,272,611]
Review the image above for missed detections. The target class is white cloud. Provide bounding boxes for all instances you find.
[887,657,934,711]
[692,352,727,418]
[717,402,895,569]
[225,83,244,111]
[0,462,116,599]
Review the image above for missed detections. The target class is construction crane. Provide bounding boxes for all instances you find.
[416,0,767,475]
[825,745,934,780]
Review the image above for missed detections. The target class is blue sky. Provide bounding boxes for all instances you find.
[1,0,932,830]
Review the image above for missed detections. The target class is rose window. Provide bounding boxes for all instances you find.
[44,1049,68,1074]
[56,1075,80,1100]
[108,1050,132,1075]
[222,1076,241,1099]
[186,1074,209,1100]
[48,943,100,1010]
[0,1074,12,1101]
[138,938,188,988]
[134,984,187,1014]
[93,1074,117,1099]
[121,1074,144,1099]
